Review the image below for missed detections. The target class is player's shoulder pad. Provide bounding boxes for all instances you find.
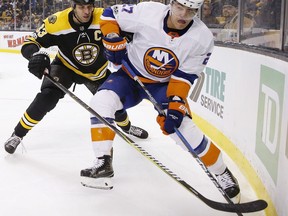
[43,8,72,33]
[91,8,104,25]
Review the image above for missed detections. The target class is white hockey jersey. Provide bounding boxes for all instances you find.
[100,2,214,98]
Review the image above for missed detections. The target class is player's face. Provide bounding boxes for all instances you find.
[169,1,198,29]
[74,4,94,23]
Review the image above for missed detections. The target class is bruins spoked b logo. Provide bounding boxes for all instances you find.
[144,47,179,78]
[73,43,99,66]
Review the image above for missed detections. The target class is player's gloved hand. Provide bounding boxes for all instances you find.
[156,96,186,134]
[28,51,51,79]
[102,35,127,65]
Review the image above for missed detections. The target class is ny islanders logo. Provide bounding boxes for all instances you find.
[144,47,179,78]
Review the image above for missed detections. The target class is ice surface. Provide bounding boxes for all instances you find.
[0,53,264,216]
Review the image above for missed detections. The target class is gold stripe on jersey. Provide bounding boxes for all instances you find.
[57,52,108,81]
[20,112,39,130]
[44,9,73,34]
[44,8,103,34]
[20,119,32,130]
[22,7,108,81]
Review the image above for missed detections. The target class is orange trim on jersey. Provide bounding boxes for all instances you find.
[99,20,120,36]
[91,127,116,141]
[168,101,186,115]
[184,98,192,117]
[200,142,221,166]
[122,66,159,84]
[167,78,190,99]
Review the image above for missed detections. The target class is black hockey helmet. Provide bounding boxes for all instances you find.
[72,0,95,5]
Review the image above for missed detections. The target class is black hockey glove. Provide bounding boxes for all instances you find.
[28,51,51,79]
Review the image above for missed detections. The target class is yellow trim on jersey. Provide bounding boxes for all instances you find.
[92,8,104,25]
[44,8,73,34]
[19,112,39,129]
[44,7,104,34]
[45,7,107,80]
[57,52,108,80]
[24,112,39,124]
[20,119,32,130]
[21,7,107,80]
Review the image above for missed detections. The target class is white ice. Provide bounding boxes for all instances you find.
[0,53,265,216]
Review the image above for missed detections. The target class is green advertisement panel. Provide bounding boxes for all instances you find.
[256,65,284,184]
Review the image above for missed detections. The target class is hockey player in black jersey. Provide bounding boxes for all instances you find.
[4,0,148,155]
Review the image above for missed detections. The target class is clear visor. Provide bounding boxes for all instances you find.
[170,1,198,21]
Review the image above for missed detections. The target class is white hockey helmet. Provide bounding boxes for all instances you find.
[172,0,204,9]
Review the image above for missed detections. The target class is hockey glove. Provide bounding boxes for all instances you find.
[102,36,127,65]
[28,51,51,79]
[156,96,186,134]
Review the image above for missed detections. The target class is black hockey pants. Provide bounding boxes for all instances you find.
[14,63,128,138]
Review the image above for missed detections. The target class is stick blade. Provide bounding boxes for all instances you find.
[206,198,268,213]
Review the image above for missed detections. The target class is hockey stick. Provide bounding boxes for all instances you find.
[121,60,268,214]
[44,73,267,213]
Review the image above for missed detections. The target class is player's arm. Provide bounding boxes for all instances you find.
[21,43,39,60]
[157,50,213,134]
[21,42,50,80]
[157,71,195,134]
[167,41,213,99]
[100,4,140,64]
[21,20,55,79]
[99,6,126,65]
[22,18,55,57]
[100,6,120,36]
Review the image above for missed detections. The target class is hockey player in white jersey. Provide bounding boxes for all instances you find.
[80,0,240,202]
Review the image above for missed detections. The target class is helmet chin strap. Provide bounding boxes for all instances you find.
[73,10,84,24]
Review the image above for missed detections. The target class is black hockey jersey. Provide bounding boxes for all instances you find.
[23,7,107,81]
